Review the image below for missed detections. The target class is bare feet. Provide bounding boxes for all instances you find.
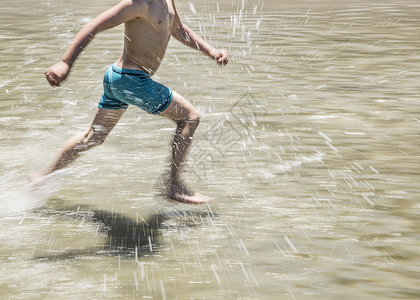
[166,192,213,205]
[164,178,212,205]
[28,172,47,187]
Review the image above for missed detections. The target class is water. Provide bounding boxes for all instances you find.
[1,0,420,298]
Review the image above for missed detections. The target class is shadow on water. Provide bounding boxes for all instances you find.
[33,204,214,261]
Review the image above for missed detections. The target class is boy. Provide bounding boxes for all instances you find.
[36,0,228,204]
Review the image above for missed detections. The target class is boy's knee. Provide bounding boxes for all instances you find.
[88,133,107,147]
[178,112,200,128]
[189,112,200,126]
[79,128,107,149]
[92,136,106,146]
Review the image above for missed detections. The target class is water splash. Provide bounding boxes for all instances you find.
[0,171,64,216]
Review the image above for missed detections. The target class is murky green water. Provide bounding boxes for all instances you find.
[1,0,420,298]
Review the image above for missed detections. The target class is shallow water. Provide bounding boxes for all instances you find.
[1,0,420,298]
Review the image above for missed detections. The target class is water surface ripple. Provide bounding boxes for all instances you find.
[0,0,419,299]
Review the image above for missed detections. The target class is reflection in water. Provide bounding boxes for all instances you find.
[34,206,213,260]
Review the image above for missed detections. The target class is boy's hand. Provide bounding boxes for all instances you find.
[210,48,229,66]
[45,60,71,87]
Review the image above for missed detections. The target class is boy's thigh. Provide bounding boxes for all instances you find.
[90,107,125,134]
[158,90,199,122]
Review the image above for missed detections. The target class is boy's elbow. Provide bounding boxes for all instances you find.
[85,18,107,37]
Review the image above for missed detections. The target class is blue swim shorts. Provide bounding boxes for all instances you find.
[98,63,173,114]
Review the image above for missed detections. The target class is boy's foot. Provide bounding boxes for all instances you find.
[164,178,212,205]
[28,172,47,188]
[166,192,213,205]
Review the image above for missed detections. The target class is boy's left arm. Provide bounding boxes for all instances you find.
[171,2,228,65]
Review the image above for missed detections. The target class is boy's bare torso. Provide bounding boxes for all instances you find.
[117,0,175,75]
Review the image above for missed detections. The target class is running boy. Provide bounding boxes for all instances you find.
[36,0,228,204]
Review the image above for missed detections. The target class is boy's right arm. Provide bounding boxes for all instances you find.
[45,0,147,87]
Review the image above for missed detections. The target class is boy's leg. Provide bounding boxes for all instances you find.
[159,90,211,204]
[33,107,125,179]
